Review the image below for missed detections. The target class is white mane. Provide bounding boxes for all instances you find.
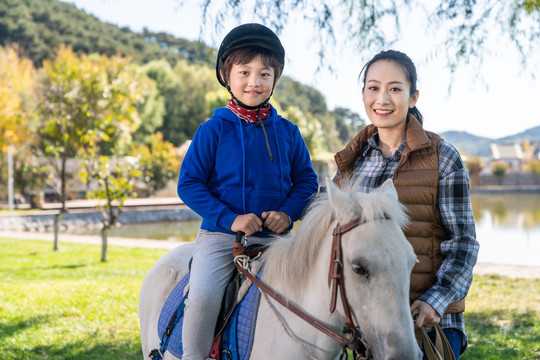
[261,176,409,292]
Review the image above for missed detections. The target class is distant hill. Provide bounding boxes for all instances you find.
[498,125,540,143]
[441,126,540,157]
[0,0,215,66]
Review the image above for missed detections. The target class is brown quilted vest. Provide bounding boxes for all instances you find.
[334,116,464,314]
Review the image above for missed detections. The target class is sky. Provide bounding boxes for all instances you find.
[62,0,540,140]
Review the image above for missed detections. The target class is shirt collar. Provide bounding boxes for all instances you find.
[363,132,406,158]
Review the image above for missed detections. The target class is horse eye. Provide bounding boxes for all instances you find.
[352,263,369,277]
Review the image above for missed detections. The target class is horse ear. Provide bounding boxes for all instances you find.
[325,177,356,223]
[378,179,398,200]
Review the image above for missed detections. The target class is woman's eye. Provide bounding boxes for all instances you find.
[390,87,401,92]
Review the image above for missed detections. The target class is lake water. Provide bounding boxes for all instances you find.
[471,193,540,267]
[77,193,540,267]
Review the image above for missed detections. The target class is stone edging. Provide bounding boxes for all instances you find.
[0,207,201,232]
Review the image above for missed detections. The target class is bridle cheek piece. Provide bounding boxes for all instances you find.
[329,217,371,358]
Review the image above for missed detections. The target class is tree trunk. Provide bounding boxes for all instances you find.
[101,225,110,262]
[53,211,65,251]
[54,154,68,251]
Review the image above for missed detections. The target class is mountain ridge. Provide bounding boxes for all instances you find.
[441,126,540,156]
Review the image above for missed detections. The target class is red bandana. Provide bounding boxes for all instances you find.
[227,99,270,123]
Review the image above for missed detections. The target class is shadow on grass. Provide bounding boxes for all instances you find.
[50,263,88,270]
[5,340,142,360]
[0,315,54,340]
[462,310,540,359]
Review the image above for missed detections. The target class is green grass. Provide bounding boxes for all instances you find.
[462,275,540,359]
[0,238,167,360]
[1,238,539,360]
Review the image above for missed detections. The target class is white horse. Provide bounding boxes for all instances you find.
[139,179,422,360]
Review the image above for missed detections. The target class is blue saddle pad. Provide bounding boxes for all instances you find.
[157,271,262,360]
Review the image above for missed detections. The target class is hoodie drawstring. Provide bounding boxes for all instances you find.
[272,124,283,199]
[238,118,247,214]
[257,109,274,162]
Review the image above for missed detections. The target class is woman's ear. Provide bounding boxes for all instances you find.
[409,90,419,108]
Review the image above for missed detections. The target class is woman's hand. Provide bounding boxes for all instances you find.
[231,213,263,236]
[261,211,290,234]
[411,300,441,328]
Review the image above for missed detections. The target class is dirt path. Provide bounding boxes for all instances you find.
[2,231,539,279]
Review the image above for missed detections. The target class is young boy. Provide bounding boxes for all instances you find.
[177,23,318,360]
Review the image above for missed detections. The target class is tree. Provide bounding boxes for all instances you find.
[13,146,50,206]
[184,0,540,76]
[274,77,359,151]
[282,106,325,155]
[80,156,141,262]
[132,132,181,196]
[139,59,219,146]
[331,107,366,144]
[166,59,220,145]
[76,55,149,262]
[525,159,540,180]
[491,162,509,185]
[38,45,105,250]
[465,156,485,187]
[38,45,148,251]
[0,45,36,187]
[132,76,166,147]
[0,0,215,67]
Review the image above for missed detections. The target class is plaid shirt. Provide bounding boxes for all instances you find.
[353,133,479,340]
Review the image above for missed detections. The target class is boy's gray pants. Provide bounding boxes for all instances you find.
[181,230,274,360]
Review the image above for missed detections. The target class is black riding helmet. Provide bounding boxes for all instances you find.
[216,23,285,91]
[217,23,284,162]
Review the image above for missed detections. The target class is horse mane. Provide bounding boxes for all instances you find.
[261,176,408,294]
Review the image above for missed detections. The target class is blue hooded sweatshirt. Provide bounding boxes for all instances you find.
[177,105,318,237]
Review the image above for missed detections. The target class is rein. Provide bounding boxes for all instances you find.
[233,217,371,358]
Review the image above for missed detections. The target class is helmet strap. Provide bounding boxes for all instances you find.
[226,85,273,111]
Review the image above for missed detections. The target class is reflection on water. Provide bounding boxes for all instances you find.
[472,193,540,267]
[72,219,202,243]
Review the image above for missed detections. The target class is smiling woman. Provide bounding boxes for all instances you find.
[334,50,480,359]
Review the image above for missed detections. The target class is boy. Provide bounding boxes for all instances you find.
[177,23,318,360]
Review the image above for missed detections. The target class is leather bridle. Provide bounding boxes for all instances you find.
[233,216,371,358]
[328,217,369,356]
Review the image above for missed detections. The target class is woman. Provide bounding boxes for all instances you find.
[334,50,479,359]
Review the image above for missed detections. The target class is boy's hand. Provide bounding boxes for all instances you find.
[261,211,290,234]
[411,300,440,328]
[231,213,263,237]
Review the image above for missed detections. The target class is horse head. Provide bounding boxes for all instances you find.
[326,177,422,360]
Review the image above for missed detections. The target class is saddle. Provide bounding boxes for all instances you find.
[150,243,267,360]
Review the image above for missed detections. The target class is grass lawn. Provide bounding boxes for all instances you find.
[0,238,167,360]
[1,237,539,359]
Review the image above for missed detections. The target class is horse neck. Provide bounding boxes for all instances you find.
[261,210,335,300]
[253,220,348,359]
